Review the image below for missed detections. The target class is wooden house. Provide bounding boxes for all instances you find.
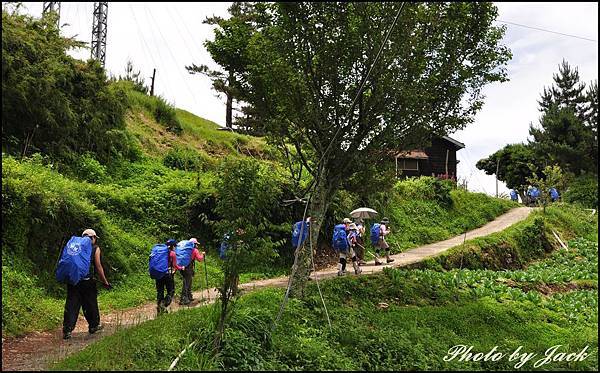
[394,135,465,179]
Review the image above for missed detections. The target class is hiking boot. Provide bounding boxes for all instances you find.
[337,270,346,276]
[63,331,72,340]
[354,267,362,275]
[358,260,367,266]
[375,260,383,265]
[89,324,104,335]
[180,299,191,306]
[386,258,395,264]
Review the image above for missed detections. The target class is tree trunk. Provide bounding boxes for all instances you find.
[225,70,234,129]
[289,168,335,298]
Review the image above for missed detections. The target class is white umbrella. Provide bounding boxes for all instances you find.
[350,207,378,219]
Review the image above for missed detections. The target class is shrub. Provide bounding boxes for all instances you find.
[163,146,202,171]
[75,153,107,183]
[563,174,598,208]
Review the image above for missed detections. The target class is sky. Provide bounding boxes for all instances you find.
[11,2,599,197]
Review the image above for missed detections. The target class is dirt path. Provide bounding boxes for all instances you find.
[1,207,532,371]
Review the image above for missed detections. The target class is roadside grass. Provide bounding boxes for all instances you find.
[53,237,598,371]
[385,187,517,252]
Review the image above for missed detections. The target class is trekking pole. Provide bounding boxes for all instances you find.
[356,242,377,261]
[203,255,210,302]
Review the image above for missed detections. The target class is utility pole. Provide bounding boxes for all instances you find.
[91,2,108,67]
[495,158,500,198]
[42,2,61,28]
[150,68,156,96]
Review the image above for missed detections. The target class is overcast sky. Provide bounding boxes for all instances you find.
[14,2,599,196]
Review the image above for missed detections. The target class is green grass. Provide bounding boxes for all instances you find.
[415,204,599,271]
[0,152,527,338]
[53,236,598,371]
[384,186,517,252]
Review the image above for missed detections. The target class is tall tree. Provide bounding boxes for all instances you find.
[205,2,511,294]
[476,143,542,202]
[186,2,257,129]
[530,61,597,175]
[537,59,587,118]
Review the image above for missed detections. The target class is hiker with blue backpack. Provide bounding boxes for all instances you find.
[149,239,185,315]
[371,218,394,265]
[333,218,361,276]
[56,228,111,340]
[176,238,205,306]
[549,187,560,202]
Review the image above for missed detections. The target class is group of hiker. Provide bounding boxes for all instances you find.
[333,217,395,276]
[293,215,396,277]
[56,215,396,340]
[510,187,560,205]
[148,238,206,314]
[55,230,206,340]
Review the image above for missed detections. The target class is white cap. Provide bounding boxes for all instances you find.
[82,228,99,238]
[342,218,352,224]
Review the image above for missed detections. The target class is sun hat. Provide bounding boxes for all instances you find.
[166,239,177,246]
[82,228,99,238]
[189,238,199,244]
[342,218,352,224]
[348,223,358,230]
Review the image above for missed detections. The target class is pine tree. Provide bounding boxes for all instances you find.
[530,61,596,175]
[538,59,587,118]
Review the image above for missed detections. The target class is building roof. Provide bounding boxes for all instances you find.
[441,135,465,149]
[395,150,429,159]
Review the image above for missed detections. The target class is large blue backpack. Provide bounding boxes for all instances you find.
[55,236,94,285]
[332,224,349,251]
[549,188,559,201]
[292,221,309,248]
[149,244,170,280]
[510,190,518,201]
[370,223,381,246]
[175,240,195,267]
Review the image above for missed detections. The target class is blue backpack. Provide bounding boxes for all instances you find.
[292,221,309,248]
[175,240,195,267]
[370,223,381,246]
[510,190,518,201]
[55,236,94,285]
[149,244,170,280]
[332,224,349,251]
[529,187,540,200]
[219,234,231,260]
[549,188,559,201]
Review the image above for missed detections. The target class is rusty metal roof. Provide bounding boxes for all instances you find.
[395,150,429,159]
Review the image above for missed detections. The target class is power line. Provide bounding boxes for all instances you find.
[144,5,201,107]
[496,19,598,43]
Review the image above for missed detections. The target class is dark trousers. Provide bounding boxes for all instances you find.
[156,273,175,308]
[179,265,194,303]
[63,279,100,334]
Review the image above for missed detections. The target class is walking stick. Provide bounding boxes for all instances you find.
[203,255,210,302]
[356,242,377,261]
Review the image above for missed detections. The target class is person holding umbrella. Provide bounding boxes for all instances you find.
[350,207,378,265]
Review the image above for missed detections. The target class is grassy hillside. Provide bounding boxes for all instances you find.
[2,91,518,338]
[53,204,598,371]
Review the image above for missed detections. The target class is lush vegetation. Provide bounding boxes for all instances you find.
[53,208,598,370]
[477,61,598,206]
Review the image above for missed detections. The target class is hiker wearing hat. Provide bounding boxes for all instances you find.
[61,228,111,340]
[156,239,185,314]
[346,223,362,275]
[178,238,205,306]
[374,218,394,265]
